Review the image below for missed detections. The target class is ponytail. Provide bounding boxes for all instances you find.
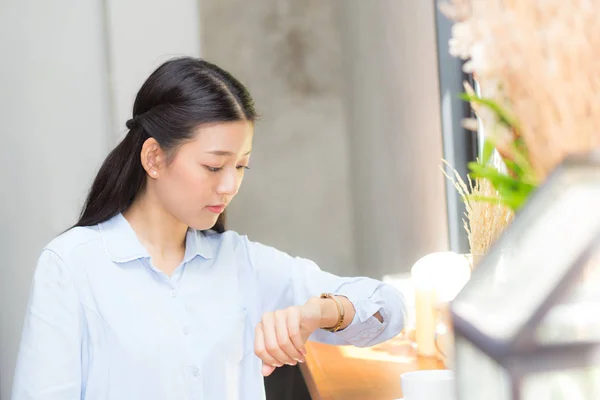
[74,128,147,227]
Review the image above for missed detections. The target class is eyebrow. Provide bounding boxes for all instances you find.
[206,150,252,156]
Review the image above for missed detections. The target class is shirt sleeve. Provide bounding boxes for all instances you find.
[244,238,407,347]
[12,249,82,400]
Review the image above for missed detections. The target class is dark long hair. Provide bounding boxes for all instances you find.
[75,57,256,232]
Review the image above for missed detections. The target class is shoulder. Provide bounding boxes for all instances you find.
[42,225,103,264]
[29,225,103,287]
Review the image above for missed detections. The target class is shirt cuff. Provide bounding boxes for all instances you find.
[333,287,387,347]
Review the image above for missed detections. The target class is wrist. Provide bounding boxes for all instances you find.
[315,296,340,329]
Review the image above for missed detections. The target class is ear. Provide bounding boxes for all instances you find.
[140,138,166,178]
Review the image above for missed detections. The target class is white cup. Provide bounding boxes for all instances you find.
[400,370,456,400]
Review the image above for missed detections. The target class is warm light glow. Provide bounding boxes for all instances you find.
[411,252,471,357]
[338,343,416,364]
[411,252,472,302]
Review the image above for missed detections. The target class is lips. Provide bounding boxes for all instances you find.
[205,204,226,214]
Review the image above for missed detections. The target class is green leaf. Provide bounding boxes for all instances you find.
[469,164,535,194]
[459,93,519,129]
[467,162,536,211]
[458,92,539,210]
[498,190,531,210]
[503,159,524,178]
[508,139,538,185]
[482,139,495,166]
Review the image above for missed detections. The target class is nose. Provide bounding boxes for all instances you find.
[216,168,242,197]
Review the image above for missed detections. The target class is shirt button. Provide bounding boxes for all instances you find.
[170,290,177,298]
[182,326,191,335]
[191,366,200,378]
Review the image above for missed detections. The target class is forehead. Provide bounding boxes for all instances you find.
[182,121,254,155]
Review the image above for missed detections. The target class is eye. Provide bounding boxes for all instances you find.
[205,166,223,172]
[236,165,250,170]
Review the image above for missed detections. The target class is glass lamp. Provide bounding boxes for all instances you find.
[451,151,600,400]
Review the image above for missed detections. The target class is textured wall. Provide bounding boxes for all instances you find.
[105,0,201,136]
[0,1,111,396]
[337,1,450,278]
[200,0,356,276]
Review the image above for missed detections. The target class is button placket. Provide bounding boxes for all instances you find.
[169,288,192,338]
[170,285,199,385]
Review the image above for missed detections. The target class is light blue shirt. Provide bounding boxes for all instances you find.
[12,213,406,400]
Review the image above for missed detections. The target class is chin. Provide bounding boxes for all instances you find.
[187,216,220,232]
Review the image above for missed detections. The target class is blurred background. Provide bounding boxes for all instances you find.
[0,0,478,397]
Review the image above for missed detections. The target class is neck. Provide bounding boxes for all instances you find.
[123,190,187,258]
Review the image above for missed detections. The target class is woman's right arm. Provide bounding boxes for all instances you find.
[12,249,82,400]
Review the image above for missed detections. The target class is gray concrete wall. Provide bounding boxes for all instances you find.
[201,0,450,278]
[200,0,357,276]
[337,0,450,278]
[0,2,112,397]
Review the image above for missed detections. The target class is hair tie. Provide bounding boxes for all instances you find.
[126,117,137,130]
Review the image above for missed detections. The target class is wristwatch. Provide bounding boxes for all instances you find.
[320,293,345,332]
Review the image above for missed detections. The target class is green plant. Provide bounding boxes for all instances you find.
[459,93,539,211]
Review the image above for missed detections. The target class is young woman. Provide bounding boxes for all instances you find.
[12,57,406,400]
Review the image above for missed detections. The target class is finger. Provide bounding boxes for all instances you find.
[262,312,294,365]
[262,364,276,377]
[254,321,281,368]
[286,307,307,360]
[274,309,304,364]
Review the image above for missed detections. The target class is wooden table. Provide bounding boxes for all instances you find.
[299,335,444,400]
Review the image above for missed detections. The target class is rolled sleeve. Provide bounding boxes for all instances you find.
[311,280,406,347]
[245,236,406,348]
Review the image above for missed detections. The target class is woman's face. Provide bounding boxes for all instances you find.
[153,120,254,230]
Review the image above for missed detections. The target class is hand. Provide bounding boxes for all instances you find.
[254,298,322,377]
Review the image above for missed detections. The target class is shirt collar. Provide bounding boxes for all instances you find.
[99,213,213,264]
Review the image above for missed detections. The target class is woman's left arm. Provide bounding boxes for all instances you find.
[244,238,407,374]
